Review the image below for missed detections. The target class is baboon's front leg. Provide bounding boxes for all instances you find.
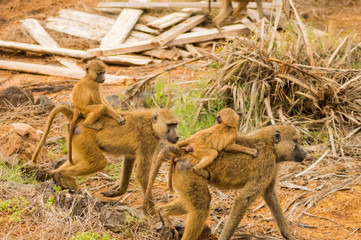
[103,105,125,125]
[102,157,135,197]
[263,179,295,240]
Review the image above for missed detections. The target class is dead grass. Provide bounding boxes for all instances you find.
[204,17,361,151]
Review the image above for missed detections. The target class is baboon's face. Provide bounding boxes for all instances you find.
[273,127,307,163]
[85,60,107,83]
[152,109,179,144]
[216,108,240,128]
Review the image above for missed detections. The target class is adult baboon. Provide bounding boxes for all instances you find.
[68,60,125,164]
[31,105,179,203]
[214,0,263,27]
[156,125,306,240]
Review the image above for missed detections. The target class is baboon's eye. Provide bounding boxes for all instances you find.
[216,115,222,124]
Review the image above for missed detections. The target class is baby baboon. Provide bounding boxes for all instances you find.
[214,0,263,27]
[68,60,125,164]
[31,105,179,203]
[157,125,307,240]
[177,108,258,179]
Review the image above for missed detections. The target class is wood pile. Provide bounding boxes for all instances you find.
[0,1,276,81]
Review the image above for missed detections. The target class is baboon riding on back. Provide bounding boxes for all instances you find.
[153,125,306,240]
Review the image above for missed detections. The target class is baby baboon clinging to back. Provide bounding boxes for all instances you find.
[157,125,307,240]
[68,60,125,164]
[177,108,258,179]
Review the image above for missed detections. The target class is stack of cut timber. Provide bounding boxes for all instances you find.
[0,1,276,80]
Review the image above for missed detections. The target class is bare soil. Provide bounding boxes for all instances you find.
[1,0,361,239]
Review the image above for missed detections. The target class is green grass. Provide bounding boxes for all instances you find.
[0,161,39,185]
[0,197,29,223]
[70,232,115,240]
[149,75,226,139]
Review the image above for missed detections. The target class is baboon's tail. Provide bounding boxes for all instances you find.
[142,144,182,216]
[68,111,79,165]
[166,145,183,193]
[31,105,74,164]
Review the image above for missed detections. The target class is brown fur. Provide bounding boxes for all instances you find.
[156,125,307,240]
[174,108,257,182]
[68,60,125,164]
[31,106,179,204]
[213,0,263,27]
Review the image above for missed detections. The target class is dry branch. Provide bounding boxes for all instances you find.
[288,0,315,66]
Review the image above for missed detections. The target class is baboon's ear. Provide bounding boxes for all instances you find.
[273,130,281,143]
[237,112,242,121]
[152,111,158,123]
[85,65,89,74]
[216,115,222,124]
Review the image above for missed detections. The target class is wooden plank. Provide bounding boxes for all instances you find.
[88,24,248,56]
[143,48,180,60]
[191,27,211,32]
[142,15,160,24]
[57,58,83,71]
[176,48,192,58]
[0,40,89,58]
[97,1,273,10]
[130,30,155,40]
[0,60,132,83]
[46,17,107,40]
[99,55,162,65]
[147,10,192,29]
[21,19,60,48]
[147,12,190,29]
[151,15,205,46]
[124,36,143,44]
[100,0,148,48]
[167,24,249,45]
[134,24,160,35]
[185,44,202,57]
[57,9,114,30]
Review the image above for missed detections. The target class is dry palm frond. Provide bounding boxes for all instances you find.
[204,20,361,141]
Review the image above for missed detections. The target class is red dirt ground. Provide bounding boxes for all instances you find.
[1,0,361,239]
